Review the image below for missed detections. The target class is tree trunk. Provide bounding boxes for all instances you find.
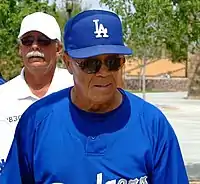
[141,57,147,100]
[117,68,124,89]
[187,51,200,99]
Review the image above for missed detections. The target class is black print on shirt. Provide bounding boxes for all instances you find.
[7,115,21,123]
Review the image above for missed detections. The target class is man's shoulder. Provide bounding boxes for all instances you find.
[124,90,168,129]
[0,75,22,108]
[124,90,163,116]
[0,75,21,95]
[124,90,174,142]
[0,75,27,124]
[22,87,71,122]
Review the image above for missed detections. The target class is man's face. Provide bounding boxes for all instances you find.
[65,54,125,104]
[19,31,60,73]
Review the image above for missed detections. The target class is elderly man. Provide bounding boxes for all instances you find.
[0,10,188,184]
[0,12,73,173]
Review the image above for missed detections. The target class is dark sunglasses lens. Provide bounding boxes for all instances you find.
[106,57,123,71]
[37,38,52,46]
[82,59,101,74]
[21,37,52,46]
[77,57,124,74]
[21,37,34,46]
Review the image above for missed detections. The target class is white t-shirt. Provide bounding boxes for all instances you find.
[0,67,73,169]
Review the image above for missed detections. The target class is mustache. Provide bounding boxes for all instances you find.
[26,51,45,59]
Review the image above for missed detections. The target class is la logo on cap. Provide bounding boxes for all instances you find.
[93,19,109,38]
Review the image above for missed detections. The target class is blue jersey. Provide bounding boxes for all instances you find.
[0,77,6,85]
[0,87,189,184]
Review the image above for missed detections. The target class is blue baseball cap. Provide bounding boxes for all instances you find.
[64,10,132,59]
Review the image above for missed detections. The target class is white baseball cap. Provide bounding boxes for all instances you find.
[18,12,61,41]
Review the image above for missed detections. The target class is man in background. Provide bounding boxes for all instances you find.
[0,12,73,173]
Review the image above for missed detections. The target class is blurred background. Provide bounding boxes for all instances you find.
[0,0,199,182]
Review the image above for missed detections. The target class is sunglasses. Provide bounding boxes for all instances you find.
[20,36,54,46]
[74,56,125,74]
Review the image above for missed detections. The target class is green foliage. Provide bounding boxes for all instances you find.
[0,0,84,79]
[0,0,56,79]
[100,0,200,62]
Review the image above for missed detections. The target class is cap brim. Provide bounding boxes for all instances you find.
[18,30,56,40]
[67,45,133,59]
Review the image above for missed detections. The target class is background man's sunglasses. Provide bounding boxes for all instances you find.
[20,36,55,46]
[74,56,125,74]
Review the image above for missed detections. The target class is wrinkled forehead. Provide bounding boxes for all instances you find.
[20,31,49,39]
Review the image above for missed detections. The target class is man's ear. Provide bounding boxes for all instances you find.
[17,39,23,56]
[56,42,63,57]
[63,52,73,74]
[18,44,22,56]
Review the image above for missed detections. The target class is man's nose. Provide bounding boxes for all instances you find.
[31,40,40,50]
[95,62,110,77]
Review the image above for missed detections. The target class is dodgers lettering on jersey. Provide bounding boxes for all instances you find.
[96,173,148,184]
[0,88,189,184]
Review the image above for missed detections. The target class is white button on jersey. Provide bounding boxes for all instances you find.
[91,136,96,140]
